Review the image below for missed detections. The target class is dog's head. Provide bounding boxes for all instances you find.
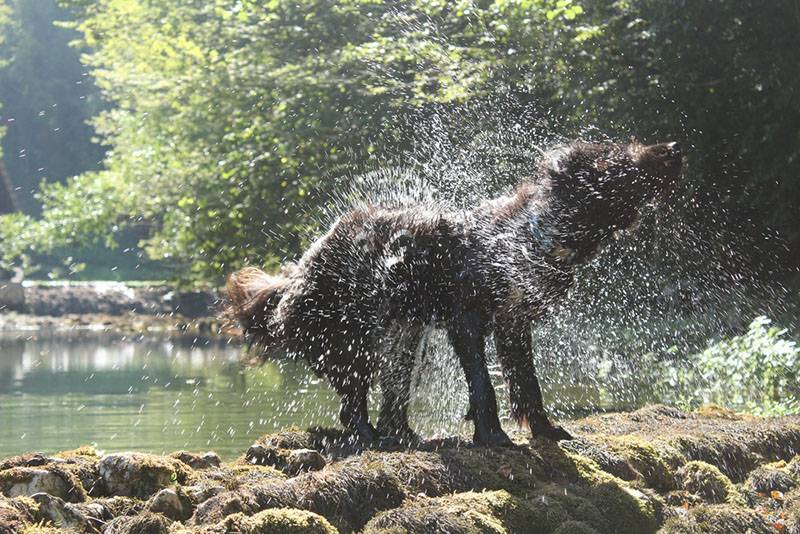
[542,140,682,261]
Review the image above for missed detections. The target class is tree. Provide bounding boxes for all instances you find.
[0,0,797,291]
[0,0,105,214]
[1,0,578,281]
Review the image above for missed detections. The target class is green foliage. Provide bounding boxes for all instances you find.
[661,317,800,416]
[0,0,106,213]
[0,0,798,284]
[2,0,576,281]
[0,0,10,157]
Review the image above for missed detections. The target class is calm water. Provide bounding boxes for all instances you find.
[0,332,636,460]
[0,334,347,459]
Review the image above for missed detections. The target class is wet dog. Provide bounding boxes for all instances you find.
[226,140,682,446]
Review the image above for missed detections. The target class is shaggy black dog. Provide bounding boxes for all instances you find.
[226,140,682,446]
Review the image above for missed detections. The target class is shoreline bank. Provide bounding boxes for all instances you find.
[1,405,799,533]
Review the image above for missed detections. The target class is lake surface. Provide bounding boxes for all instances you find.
[0,332,637,459]
[0,335,351,459]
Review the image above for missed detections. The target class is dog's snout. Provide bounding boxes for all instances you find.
[667,141,681,156]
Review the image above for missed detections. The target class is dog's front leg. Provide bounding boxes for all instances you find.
[449,311,512,447]
[494,313,573,441]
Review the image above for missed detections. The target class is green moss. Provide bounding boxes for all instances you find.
[442,446,546,495]
[564,452,620,486]
[215,462,286,489]
[453,490,569,532]
[580,481,661,534]
[670,435,755,483]
[676,461,742,505]
[365,490,570,534]
[19,526,61,534]
[211,509,339,534]
[54,445,99,459]
[603,436,675,491]
[543,488,609,532]
[688,504,773,534]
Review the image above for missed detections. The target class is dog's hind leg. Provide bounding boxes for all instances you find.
[376,322,424,445]
[494,313,572,441]
[332,373,377,445]
[449,311,512,447]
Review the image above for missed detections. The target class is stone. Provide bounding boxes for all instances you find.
[98,453,189,499]
[0,468,69,500]
[287,449,326,475]
[147,488,185,521]
[31,493,97,533]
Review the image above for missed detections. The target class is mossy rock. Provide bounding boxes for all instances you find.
[286,455,406,532]
[787,456,800,480]
[0,467,86,503]
[746,466,797,494]
[98,453,194,499]
[540,487,610,531]
[216,462,287,489]
[188,481,298,526]
[440,445,547,495]
[0,496,33,534]
[364,489,569,534]
[580,481,662,534]
[168,451,221,470]
[54,446,100,460]
[675,461,741,505]
[671,435,757,483]
[358,450,473,497]
[659,504,773,534]
[559,438,638,481]
[188,508,340,534]
[104,511,172,534]
[602,436,675,491]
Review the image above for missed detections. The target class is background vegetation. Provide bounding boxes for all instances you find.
[0,0,798,289]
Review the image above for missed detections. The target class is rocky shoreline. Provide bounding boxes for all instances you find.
[0,281,224,337]
[1,405,799,533]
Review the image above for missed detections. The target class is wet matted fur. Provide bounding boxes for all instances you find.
[226,140,682,446]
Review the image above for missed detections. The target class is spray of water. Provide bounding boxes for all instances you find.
[277,95,795,438]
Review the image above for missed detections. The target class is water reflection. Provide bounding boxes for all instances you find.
[0,332,647,460]
[0,335,341,459]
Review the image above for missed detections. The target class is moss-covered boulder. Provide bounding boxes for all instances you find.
[746,465,798,494]
[168,451,221,471]
[0,496,33,534]
[659,504,773,534]
[364,489,570,534]
[675,461,740,504]
[176,508,339,534]
[98,453,192,499]
[2,406,800,533]
[104,511,172,534]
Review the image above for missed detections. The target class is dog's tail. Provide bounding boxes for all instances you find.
[225,266,293,347]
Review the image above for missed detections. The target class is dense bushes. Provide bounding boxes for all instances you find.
[0,0,797,285]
